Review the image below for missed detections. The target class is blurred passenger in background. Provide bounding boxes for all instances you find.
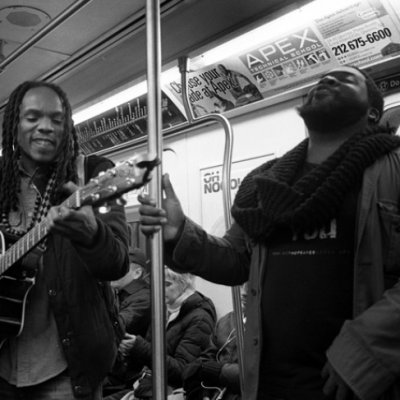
[105,267,216,400]
[184,283,248,400]
[103,248,151,397]
[138,66,400,400]
[112,248,151,336]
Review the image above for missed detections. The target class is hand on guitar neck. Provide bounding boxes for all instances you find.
[0,151,159,278]
[47,182,99,247]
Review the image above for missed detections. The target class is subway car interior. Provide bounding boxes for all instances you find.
[1,0,400,397]
[1,0,398,314]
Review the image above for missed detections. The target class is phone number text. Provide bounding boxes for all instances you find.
[332,28,392,56]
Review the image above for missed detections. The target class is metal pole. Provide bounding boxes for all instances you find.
[0,0,93,71]
[146,1,166,400]
[178,56,245,393]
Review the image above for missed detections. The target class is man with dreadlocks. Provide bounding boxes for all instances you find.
[138,65,400,400]
[0,81,130,399]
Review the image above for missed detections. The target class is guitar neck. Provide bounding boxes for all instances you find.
[0,190,80,276]
[0,151,159,277]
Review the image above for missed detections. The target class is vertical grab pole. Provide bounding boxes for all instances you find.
[146,1,166,400]
[178,56,245,394]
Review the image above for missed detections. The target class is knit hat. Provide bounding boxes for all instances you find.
[129,248,148,270]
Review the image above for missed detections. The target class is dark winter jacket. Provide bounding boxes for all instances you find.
[207,312,241,396]
[43,155,129,398]
[117,279,151,336]
[103,279,151,394]
[130,291,216,388]
[169,148,400,400]
[185,311,241,400]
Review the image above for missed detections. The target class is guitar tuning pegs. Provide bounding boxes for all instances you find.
[98,204,111,214]
[116,197,127,206]
[90,193,100,202]
[107,185,118,193]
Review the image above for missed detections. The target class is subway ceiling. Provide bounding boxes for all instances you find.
[0,0,311,116]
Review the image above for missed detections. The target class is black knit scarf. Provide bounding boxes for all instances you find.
[231,127,400,242]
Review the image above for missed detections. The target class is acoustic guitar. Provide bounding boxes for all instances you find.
[0,152,158,346]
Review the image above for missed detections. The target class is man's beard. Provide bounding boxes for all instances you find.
[297,99,368,132]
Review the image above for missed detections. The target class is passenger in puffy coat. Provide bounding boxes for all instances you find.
[112,247,151,337]
[104,267,216,400]
[103,248,151,397]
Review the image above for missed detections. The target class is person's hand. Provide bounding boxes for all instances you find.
[183,359,203,396]
[138,173,185,242]
[183,359,222,399]
[322,362,353,400]
[119,333,137,357]
[134,369,153,399]
[47,182,98,247]
[200,360,222,386]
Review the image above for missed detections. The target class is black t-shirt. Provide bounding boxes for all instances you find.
[258,164,358,400]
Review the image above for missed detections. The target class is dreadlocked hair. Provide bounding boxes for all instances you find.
[0,80,80,215]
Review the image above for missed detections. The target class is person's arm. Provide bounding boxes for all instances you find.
[326,285,400,400]
[184,315,241,395]
[219,363,240,393]
[168,218,250,286]
[139,174,251,285]
[47,156,129,280]
[235,71,252,85]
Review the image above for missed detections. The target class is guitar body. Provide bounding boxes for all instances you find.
[0,263,37,347]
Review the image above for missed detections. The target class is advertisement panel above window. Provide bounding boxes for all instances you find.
[73,0,400,155]
[164,0,400,116]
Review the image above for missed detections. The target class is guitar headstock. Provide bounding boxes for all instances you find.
[79,152,160,207]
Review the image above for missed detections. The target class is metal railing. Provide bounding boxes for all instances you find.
[178,55,245,394]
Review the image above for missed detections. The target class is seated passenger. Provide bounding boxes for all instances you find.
[112,247,151,336]
[183,283,247,400]
[103,248,151,396]
[104,267,216,400]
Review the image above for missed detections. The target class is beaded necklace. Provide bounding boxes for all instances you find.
[1,169,57,245]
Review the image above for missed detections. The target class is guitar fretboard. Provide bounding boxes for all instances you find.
[0,152,157,278]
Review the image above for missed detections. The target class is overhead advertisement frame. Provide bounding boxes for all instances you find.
[163,0,400,115]
[75,0,400,155]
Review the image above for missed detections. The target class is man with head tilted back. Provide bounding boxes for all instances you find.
[139,66,400,400]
